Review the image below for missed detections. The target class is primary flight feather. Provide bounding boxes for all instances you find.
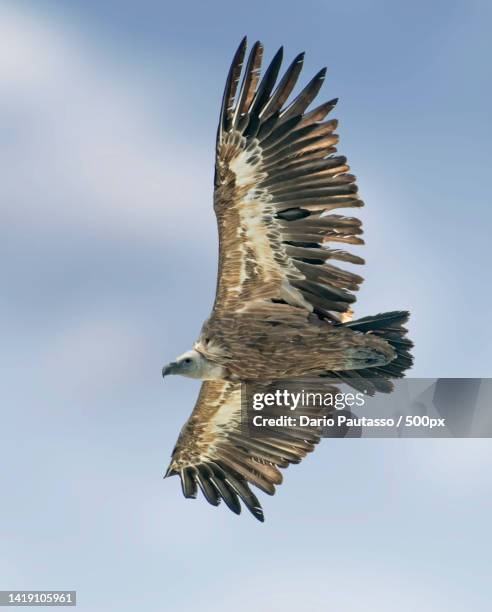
[162,38,413,521]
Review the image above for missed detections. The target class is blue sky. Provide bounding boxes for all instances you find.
[1,1,491,611]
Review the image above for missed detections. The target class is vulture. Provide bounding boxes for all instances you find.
[162,38,413,522]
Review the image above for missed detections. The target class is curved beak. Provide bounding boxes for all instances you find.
[162,362,177,378]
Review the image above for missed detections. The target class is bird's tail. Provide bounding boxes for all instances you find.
[328,311,414,393]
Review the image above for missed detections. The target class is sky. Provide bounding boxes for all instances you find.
[1,1,491,610]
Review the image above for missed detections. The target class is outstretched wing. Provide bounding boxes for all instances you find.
[213,38,364,323]
[165,380,334,521]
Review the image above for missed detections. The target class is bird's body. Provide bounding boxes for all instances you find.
[161,38,414,521]
[195,310,396,381]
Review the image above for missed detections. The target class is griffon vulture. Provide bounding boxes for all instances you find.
[162,38,413,521]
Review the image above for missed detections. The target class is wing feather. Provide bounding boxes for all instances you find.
[232,41,263,127]
[261,52,304,119]
[218,37,247,137]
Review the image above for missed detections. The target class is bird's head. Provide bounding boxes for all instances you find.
[162,349,204,379]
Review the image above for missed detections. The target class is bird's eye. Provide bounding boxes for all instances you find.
[184,358,192,364]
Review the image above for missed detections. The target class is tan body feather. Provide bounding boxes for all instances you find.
[197,309,395,380]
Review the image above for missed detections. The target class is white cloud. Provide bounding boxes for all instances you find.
[42,314,148,397]
[195,562,465,612]
[404,438,492,494]
[0,5,213,244]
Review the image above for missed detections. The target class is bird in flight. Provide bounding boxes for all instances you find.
[162,38,413,522]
